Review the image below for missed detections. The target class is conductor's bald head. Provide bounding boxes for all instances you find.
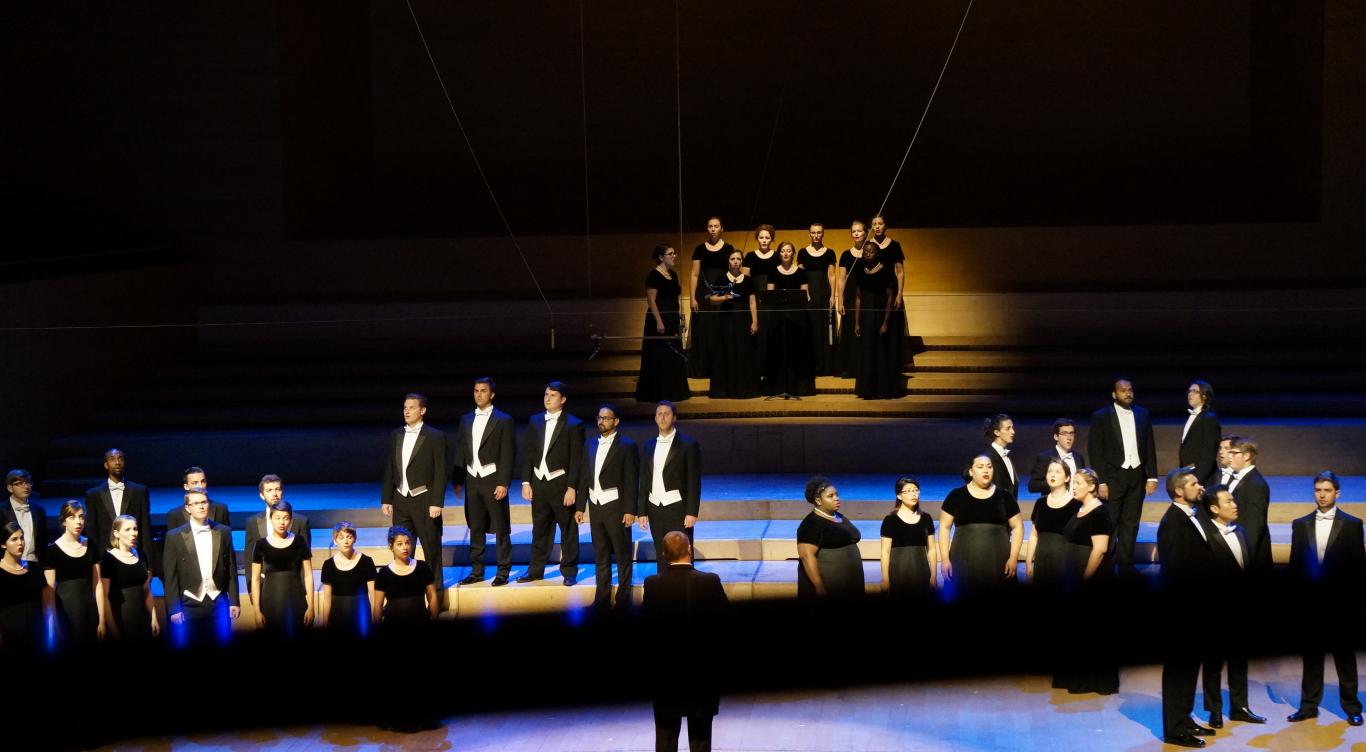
[661,531,692,564]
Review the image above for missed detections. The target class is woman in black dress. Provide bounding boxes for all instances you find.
[1026,459,1080,590]
[637,244,691,402]
[798,222,838,375]
[705,249,760,399]
[835,221,868,377]
[0,522,54,651]
[765,241,816,397]
[796,476,865,598]
[250,499,314,637]
[852,243,903,399]
[43,500,104,644]
[743,224,778,384]
[320,521,377,637]
[688,216,734,378]
[373,526,439,625]
[938,454,1023,597]
[869,214,908,335]
[100,514,158,641]
[1054,468,1118,694]
[879,477,938,593]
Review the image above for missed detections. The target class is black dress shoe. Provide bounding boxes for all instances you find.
[1348,713,1363,726]
[1189,724,1216,736]
[1207,711,1223,729]
[515,574,542,583]
[563,575,577,586]
[1229,707,1266,724]
[491,574,509,586]
[1162,734,1205,748]
[458,574,483,586]
[1286,709,1318,722]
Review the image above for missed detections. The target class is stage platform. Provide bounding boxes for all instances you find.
[94,654,1366,751]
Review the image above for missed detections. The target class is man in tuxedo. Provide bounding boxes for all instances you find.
[575,403,639,612]
[84,449,153,569]
[1087,378,1159,576]
[643,531,729,752]
[1155,467,1217,747]
[162,490,239,646]
[1286,470,1364,726]
[165,467,231,529]
[639,401,702,559]
[1207,435,1239,489]
[380,393,448,598]
[3,469,46,562]
[1198,486,1266,727]
[984,413,1018,499]
[454,377,516,587]
[243,474,311,583]
[519,381,586,586]
[1027,418,1084,495]
[1179,381,1222,486]
[1226,437,1272,574]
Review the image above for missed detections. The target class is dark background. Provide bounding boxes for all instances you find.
[2,0,1325,252]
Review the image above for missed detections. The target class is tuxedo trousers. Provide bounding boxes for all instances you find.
[1301,647,1362,714]
[654,708,713,752]
[645,501,693,561]
[526,474,580,579]
[175,593,232,647]
[392,492,445,594]
[1202,653,1249,711]
[589,498,634,610]
[1162,656,1201,736]
[465,473,512,577]
[1104,466,1147,574]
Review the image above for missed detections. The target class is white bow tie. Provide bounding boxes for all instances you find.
[1317,511,1336,522]
[10,503,29,514]
[1188,408,1201,416]
[598,436,614,445]
[192,524,213,535]
[108,483,125,491]
[545,412,560,422]
[404,425,421,434]
[475,408,492,417]
[1059,453,1072,461]
[999,448,1010,456]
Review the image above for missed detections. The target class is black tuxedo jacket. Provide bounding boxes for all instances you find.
[1178,410,1221,485]
[1087,403,1158,485]
[243,510,311,565]
[381,423,448,506]
[1027,447,1085,495]
[166,500,231,531]
[638,433,702,518]
[1199,517,1251,580]
[84,480,152,564]
[1156,504,1215,591]
[642,563,730,717]
[1289,508,1366,584]
[161,520,240,616]
[1,500,47,557]
[521,412,585,485]
[1229,468,1272,570]
[986,446,1017,499]
[454,408,516,487]
[575,434,639,514]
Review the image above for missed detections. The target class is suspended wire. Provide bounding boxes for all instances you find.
[741,86,786,253]
[401,0,553,323]
[876,0,977,218]
[578,0,593,300]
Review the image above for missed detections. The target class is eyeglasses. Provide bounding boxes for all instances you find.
[7,480,32,487]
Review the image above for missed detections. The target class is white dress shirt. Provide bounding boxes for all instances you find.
[1228,465,1255,493]
[108,480,126,517]
[467,407,498,477]
[1116,404,1141,469]
[1175,502,1207,541]
[1055,446,1077,478]
[534,411,565,481]
[1315,507,1336,564]
[1218,467,1234,486]
[590,433,618,504]
[991,442,1016,485]
[8,497,36,561]
[1181,407,1201,443]
[398,421,422,496]
[186,522,222,602]
[649,431,682,506]
[1212,519,1244,569]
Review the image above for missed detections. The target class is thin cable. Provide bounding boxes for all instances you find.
[741,87,786,253]
[578,0,593,301]
[402,0,553,322]
[876,0,976,218]
[673,0,685,253]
